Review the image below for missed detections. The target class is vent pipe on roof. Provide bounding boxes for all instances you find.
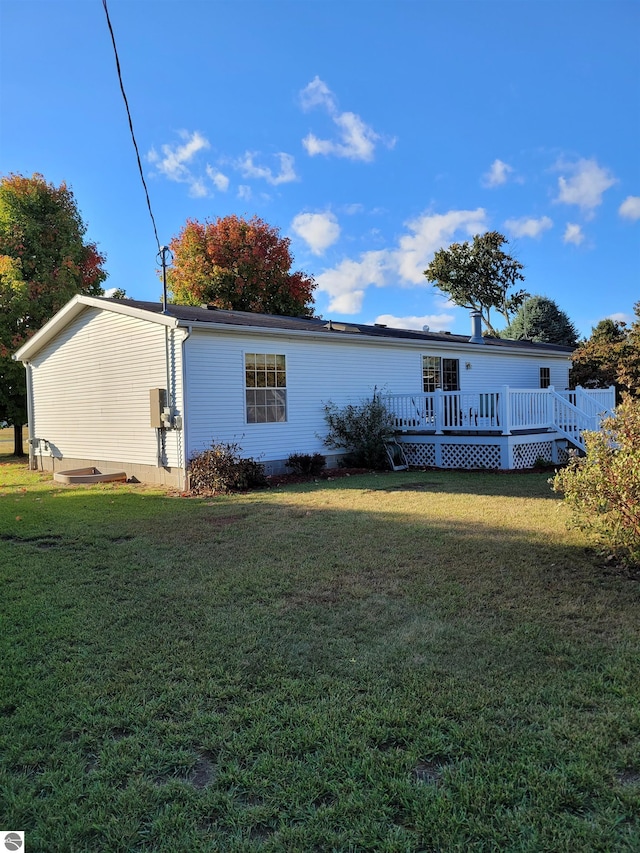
[469,311,485,344]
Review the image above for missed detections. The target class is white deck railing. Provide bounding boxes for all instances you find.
[558,387,615,420]
[381,386,615,450]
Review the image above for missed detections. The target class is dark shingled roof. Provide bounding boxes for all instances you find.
[99,297,575,354]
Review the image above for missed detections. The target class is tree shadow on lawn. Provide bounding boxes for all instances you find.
[23,481,636,637]
[3,479,639,851]
[267,468,563,500]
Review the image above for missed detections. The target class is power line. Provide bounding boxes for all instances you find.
[101,0,161,252]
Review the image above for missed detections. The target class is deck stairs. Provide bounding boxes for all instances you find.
[549,392,594,453]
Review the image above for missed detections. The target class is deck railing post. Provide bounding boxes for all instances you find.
[548,386,555,428]
[500,386,511,435]
[435,389,444,434]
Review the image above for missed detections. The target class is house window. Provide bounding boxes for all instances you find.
[422,356,460,392]
[540,367,551,389]
[245,353,287,423]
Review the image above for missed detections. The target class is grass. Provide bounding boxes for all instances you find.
[1,460,639,852]
[0,425,27,456]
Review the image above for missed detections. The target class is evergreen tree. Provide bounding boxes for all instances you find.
[500,296,579,346]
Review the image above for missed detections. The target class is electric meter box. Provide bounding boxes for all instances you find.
[149,388,167,428]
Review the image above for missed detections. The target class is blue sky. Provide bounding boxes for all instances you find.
[1,0,638,338]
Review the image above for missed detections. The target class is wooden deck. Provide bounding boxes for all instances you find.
[380,386,615,469]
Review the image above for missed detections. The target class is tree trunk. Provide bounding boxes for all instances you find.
[13,423,25,457]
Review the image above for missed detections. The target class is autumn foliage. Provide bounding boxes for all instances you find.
[570,303,640,398]
[167,215,316,317]
[0,172,107,451]
[553,396,640,568]
[0,173,106,339]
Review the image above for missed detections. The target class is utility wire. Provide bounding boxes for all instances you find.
[101,0,161,252]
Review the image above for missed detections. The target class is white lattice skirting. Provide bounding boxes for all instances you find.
[399,434,571,470]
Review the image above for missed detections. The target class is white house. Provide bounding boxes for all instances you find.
[13,295,614,489]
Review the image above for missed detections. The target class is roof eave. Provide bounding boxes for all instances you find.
[175,318,573,356]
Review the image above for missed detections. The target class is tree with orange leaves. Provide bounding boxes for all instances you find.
[167,214,316,317]
[0,173,107,454]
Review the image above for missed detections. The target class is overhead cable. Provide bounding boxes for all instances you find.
[101,0,161,252]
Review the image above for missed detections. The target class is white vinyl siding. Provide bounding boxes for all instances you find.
[184,329,571,464]
[22,298,572,478]
[456,350,570,394]
[28,308,183,468]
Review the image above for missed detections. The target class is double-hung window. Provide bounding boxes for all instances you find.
[245,353,287,423]
[422,356,460,392]
[539,367,551,389]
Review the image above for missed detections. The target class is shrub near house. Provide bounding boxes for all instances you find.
[553,396,640,567]
[188,441,266,494]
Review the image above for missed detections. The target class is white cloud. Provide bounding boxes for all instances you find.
[206,166,229,192]
[394,208,488,284]
[188,178,208,198]
[299,76,336,112]
[316,208,488,313]
[482,159,514,188]
[316,251,391,313]
[555,158,617,215]
[374,313,455,332]
[291,212,340,255]
[237,185,252,200]
[303,113,380,162]
[300,76,392,162]
[504,216,553,239]
[147,130,211,196]
[619,195,640,220]
[342,203,364,215]
[608,311,634,325]
[237,152,297,185]
[563,223,585,246]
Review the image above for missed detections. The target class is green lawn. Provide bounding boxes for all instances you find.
[1,461,639,852]
[0,425,25,456]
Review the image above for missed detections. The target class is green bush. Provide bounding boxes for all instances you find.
[552,396,640,566]
[188,440,267,494]
[322,395,396,470]
[285,452,327,476]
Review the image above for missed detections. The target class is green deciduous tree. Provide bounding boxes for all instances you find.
[0,173,107,454]
[167,215,316,317]
[500,295,579,347]
[424,231,527,335]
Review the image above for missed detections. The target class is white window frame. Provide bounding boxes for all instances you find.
[245,353,287,424]
[422,356,460,392]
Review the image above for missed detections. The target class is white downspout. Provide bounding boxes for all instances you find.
[180,325,192,491]
[24,362,36,470]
